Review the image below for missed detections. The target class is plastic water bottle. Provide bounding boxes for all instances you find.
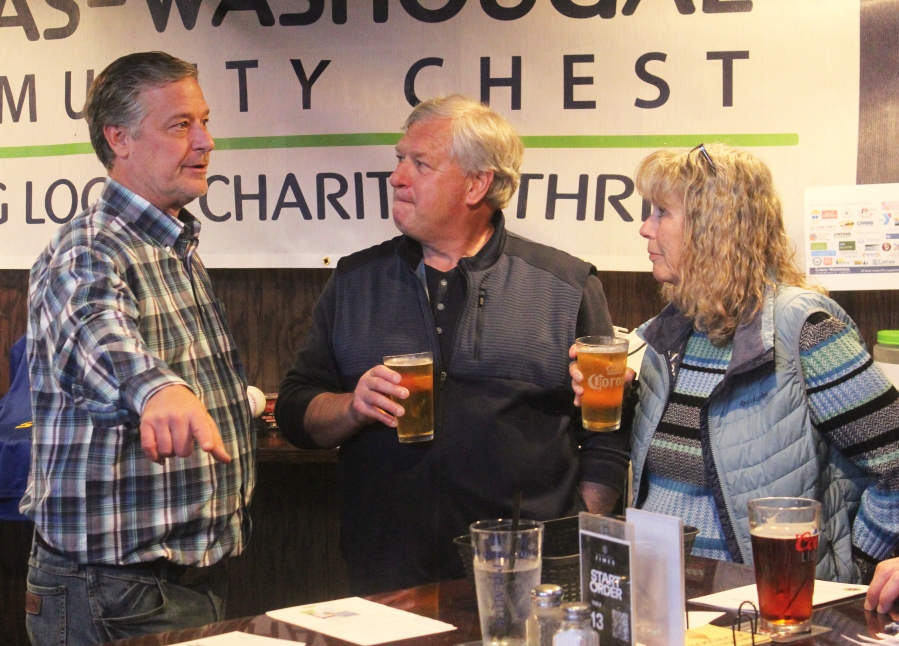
[553,603,598,646]
[874,330,899,388]
[528,584,563,646]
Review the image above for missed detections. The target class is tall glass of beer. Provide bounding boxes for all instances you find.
[575,336,629,431]
[383,351,434,443]
[748,497,821,638]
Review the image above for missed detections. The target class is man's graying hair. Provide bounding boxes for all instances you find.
[404,95,523,211]
[85,52,198,170]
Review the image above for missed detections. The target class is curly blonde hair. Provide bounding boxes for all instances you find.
[635,143,821,344]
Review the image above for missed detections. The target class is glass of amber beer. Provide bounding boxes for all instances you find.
[748,497,821,638]
[575,336,629,431]
[384,351,434,443]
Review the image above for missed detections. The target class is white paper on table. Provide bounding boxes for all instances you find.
[686,611,725,628]
[689,580,868,612]
[171,632,299,646]
[266,597,456,646]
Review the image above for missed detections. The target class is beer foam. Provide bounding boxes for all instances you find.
[750,523,818,539]
[577,345,627,354]
[384,356,432,367]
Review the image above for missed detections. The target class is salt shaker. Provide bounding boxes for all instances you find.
[552,602,598,646]
[528,584,563,646]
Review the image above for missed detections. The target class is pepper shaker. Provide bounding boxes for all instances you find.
[528,584,563,646]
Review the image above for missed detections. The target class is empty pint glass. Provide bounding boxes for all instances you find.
[471,519,543,646]
[576,336,629,431]
[384,351,434,443]
[748,497,821,638]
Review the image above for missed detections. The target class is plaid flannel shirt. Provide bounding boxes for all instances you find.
[22,178,255,566]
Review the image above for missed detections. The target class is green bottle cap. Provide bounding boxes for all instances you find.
[877,330,899,346]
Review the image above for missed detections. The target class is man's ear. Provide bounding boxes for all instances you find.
[465,169,494,207]
[103,124,131,161]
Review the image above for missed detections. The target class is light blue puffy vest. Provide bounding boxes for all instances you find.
[631,286,870,582]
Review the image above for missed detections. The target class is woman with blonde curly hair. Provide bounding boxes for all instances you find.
[572,143,899,612]
[637,144,817,343]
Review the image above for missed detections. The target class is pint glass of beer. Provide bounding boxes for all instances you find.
[383,351,434,443]
[748,497,821,638]
[575,336,629,431]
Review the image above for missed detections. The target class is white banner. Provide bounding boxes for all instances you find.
[0,0,859,270]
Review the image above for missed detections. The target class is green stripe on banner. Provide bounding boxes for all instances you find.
[0,132,797,159]
[520,134,799,148]
[0,142,94,158]
[215,132,403,150]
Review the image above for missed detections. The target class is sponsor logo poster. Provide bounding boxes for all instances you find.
[805,184,899,290]
[0,1,858,269]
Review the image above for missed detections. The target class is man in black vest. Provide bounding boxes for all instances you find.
[277,95,628,595]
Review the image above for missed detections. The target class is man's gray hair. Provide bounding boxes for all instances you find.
[404,95,523,211]
[85,52,198,170]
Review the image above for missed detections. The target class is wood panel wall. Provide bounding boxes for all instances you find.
[2,268,898,394]
[0,269,28,395]
[226,460,348,618]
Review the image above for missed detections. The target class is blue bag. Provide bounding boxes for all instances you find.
[0,335,32,521]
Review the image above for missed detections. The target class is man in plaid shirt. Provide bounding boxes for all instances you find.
[22,52,255,646]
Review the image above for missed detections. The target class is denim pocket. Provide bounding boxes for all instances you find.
[92,569,167,642]
[25,581,66,646]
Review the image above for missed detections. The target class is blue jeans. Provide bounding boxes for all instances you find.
[26,536,228,646]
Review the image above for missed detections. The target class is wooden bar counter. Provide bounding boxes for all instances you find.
[100,556,888,646]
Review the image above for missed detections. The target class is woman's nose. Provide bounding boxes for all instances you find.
[639,214,655,239]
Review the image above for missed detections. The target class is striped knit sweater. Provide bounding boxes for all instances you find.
[641,313,899,580]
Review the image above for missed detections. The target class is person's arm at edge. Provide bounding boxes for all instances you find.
[793,312,899,612]
[275,275,408,449]
[574,270,630,514]
[805,322,899,612]
[300,365,406,448]
[276,274,347,449]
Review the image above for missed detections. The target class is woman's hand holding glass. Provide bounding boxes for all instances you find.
[569,342,635,408]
